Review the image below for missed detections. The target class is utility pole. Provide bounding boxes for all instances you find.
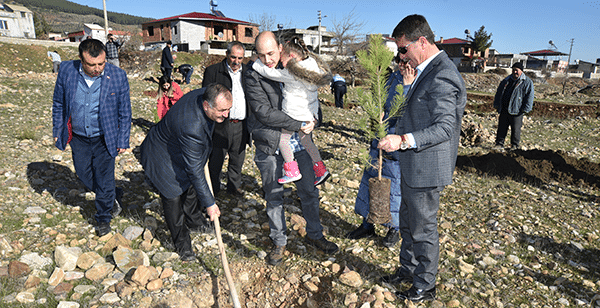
[317,10,326,55]
[103,0,109,41]
[562,38,574,95]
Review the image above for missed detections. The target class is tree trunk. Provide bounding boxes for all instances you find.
[366,177,391,225]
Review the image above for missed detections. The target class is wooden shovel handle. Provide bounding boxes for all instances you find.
[204,164,241,308]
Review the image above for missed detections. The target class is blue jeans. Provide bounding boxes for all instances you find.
[254,149,323,247]
[354,147,401,229]
[69,134,116,224]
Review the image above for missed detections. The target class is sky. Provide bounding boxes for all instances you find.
[71,0,600,63]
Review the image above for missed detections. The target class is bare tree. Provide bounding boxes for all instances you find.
[330,8,366,56]
[248,12,292,33]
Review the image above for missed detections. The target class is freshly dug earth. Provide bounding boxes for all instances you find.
[457,149,600,190]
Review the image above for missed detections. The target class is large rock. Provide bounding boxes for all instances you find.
[101,233,131,254]
[113,245,149,273]
[76,251,104,270]
[123,226,144,241]
[130,265,159,286]
[48,267,65,286]
[57,301,80,308]
[84,262,114,281]
[8,260,30,278]
[55,246,82,271]
[99,292,120,304]
[339,270,363,288]
[19,252,52,270]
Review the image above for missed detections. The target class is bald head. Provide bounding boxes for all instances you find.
[255,31,281,68]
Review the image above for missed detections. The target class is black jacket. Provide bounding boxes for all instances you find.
[202,59,250,149]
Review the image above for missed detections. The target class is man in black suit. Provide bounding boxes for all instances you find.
[202,41,249,197]
[378,15,466,302]
[140,83,232,261]
[161,41,174,80]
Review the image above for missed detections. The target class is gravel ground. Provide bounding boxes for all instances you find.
[0,60,599,307]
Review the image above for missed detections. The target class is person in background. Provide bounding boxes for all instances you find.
[378,14,466,302]
[202,41,249,197]
[140,83,231,261]
[52,38,131,237]
[177,64,194,84]
[48,50,62,73]
[493,61,534,151]
[156,76,183,120]
[161,41,174,80]
[105,34,122,67]
[331,74,347,108]
[347,55,415,248]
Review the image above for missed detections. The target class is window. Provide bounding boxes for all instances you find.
[21,12,26,18]
[173,26,177,35]
[214,25,224,38]
[148,26,154,36]
[245,27,253,38]
[0,20,8,30]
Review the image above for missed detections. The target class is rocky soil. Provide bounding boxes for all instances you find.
[0,46,600,308]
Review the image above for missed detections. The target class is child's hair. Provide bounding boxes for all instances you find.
[283,36,309,60]
[157,75,174,97]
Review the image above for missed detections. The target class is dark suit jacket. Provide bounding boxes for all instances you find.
[202,59,249,150]
[396,51,466,188]
[140,88,215,206]
[52,60,131,157]
[161,46,173,69]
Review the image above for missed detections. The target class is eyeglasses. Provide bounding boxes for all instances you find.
[397,41,417,55]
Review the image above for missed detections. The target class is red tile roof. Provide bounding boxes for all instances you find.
[436,37,470,44]
[522,49,568,56]
[144,12,254,25]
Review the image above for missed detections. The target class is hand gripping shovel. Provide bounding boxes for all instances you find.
[204,164,241,308]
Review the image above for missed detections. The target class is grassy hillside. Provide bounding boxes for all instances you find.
[12,0,153,25]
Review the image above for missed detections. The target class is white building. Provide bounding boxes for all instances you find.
[0,3,36,39]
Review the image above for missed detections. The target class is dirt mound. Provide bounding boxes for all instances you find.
[456,149,600,189]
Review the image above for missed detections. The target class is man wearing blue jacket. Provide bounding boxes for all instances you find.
[493,62,534,150]
[52,39,131,237]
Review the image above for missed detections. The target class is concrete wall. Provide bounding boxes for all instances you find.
[0,36,79,47]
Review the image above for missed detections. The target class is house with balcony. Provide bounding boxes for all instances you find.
[274,26,335,53]
[435,37,489,72]
[0,3,35,39]
[142,12,258,53]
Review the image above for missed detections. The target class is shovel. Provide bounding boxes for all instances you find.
[204,164,241,308]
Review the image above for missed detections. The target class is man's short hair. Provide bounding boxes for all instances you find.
[226,41,245,55]
[79,39,105,58]
[166,40,172,46]
[204,83,232,107]
[392,14,435,44]
[107,34,113,38]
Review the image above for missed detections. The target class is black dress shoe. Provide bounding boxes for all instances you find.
[382,228,399,247]
[345,225,376,239]
[396,286,436,302]
[95,222,111,237]
[179,250,196,262]
[380,270,413,285]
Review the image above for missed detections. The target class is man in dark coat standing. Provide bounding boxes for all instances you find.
[202,41,249,197]
[140,83,232,261]
[161,41,174,80]
[378,15,466,302]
